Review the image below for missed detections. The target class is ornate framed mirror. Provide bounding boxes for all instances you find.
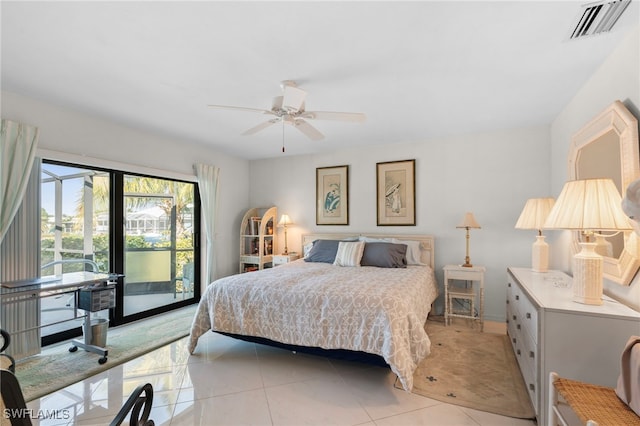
[568,100,640,285]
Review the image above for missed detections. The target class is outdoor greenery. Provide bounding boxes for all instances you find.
[41,234,193,280]
[40,165,196,296]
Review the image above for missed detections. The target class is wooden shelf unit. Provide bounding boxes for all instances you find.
[239,207,277,273]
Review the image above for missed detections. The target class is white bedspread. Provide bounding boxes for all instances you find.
[188,259,438,390]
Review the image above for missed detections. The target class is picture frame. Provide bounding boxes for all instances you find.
[316,165,349,225]
[376,159,416,226]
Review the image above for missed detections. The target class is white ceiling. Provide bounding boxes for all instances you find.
[2,1,639,160]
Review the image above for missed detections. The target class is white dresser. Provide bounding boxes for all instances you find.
[506,267,640,425]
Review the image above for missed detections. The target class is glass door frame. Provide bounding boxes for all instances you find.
[111,171,200,327]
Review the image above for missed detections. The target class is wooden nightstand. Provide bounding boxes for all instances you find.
[443,264,485,331]
[272,253,300,266]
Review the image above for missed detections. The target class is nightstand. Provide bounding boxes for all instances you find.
[272,253,300,266]
[443,264,485,331]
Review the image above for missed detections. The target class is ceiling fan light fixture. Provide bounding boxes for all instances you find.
[282,85,307,112]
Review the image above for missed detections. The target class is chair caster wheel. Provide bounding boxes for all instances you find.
[98,357,107,364]
[69,346,78,352]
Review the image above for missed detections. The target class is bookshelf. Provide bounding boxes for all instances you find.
[239,207,277,273]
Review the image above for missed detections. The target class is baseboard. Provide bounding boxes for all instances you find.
[428,315,507,335]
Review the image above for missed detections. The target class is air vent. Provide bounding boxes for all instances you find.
[569,0,631,39]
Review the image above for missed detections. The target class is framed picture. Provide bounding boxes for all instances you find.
[316,165,349,225]
[376,159,416,226]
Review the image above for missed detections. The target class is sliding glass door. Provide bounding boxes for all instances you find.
[122,175,196,317]
[40,161,200,345]
[40,163,110,342]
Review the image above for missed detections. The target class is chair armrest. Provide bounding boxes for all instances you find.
[1,369,30,425]
[0,329,16,373]
[109,383,154,426]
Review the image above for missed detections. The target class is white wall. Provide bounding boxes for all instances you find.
[1,91,250,281]
[549,25,640,310]
[249,125,551,322]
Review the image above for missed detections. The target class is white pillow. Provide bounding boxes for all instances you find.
[303,242,315,258]
[358,236,392,243]
[333,241,365,267]
[391,239,424,265]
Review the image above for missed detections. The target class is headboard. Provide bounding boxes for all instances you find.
[301,233,435,269]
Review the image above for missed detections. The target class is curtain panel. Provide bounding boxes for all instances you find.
[194,163,220,286]
[0,120,39,243]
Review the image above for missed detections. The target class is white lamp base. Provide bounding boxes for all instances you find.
[531,235,549,272]
[594,233,613,257]
[572,242,603,305]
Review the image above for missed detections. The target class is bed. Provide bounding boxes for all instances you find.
[188,233,438,391]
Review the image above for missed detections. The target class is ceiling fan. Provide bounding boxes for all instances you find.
[208,80,366,143]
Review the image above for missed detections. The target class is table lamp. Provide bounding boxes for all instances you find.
[277,214,294,255]
[515,198,555,272]
[544,178,632,305]
[456,212,481,267]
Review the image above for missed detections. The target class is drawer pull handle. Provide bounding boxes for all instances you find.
[529,351,535,358]
[529,383,535,391]
[517,349,521,355]
[515,295,520,300]
[517,324,521,330]
[506,300,510,304]
[512,315,516,320]
[512,337,517,344]
[508,283,511,287]
[526,312,531,319]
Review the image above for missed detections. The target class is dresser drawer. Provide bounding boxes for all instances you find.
[508,278,538,344]
[507,274,539,416]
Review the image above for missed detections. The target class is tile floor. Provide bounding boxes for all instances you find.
[26,331,538,425]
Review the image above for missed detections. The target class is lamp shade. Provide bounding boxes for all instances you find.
[515,198,555,231]
[544,178,632,305]
[456,212,481,229]
[277,214,294,227]
[544,178,632,232]
[515,198,555,273]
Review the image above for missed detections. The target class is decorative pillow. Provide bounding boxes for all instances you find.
[304,239,342,263]
[361,242,407,268]
[333,241,365,267]
[391,238,424,265]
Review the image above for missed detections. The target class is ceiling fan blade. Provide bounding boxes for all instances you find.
[293,119,324,141]
[208,104,273,115]
[242,118,280,135]
[282,85,307,112]
[301,111,366,122]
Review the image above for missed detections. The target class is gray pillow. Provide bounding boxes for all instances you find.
[304,239,342,263]
[360,242,407,268]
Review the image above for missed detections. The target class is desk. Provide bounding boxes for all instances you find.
[443,264,485,331]
[1,272,116,359]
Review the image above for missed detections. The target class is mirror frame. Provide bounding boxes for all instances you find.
[568,100,640,285]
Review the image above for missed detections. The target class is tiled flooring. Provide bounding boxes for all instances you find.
[26,331,537,425]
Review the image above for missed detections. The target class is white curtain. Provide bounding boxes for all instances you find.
[0,119,39,243]
[194,163,220,285]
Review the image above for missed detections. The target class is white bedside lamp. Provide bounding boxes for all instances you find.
[456,212,481,267]
[515,198,555,272]
[277,214,294,255]
[544,178,632,305]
